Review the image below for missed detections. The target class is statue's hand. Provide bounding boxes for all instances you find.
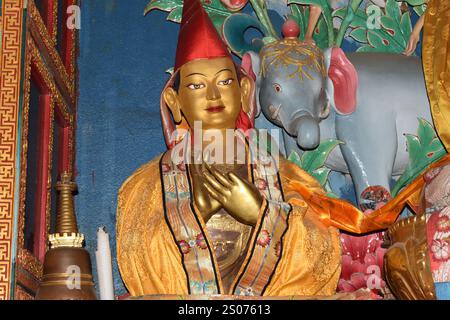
[203,163,263,226]
[189,162,222,223]
[403,31,420,56]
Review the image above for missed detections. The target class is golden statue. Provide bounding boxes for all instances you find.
[116,0,450,299]
[116,0,342,297]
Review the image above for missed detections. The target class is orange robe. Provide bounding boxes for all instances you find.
[117,152,342,297]
[117,140,450,297]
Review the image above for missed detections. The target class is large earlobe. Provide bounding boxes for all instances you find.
[324,47,358,115]
[163,87,183,123]
[240,76,253,113]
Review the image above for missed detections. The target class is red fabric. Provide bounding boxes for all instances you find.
[328,48,358,115]
[174,0,232,71]
[235,109,253,132]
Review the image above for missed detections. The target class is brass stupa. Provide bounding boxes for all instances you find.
[35,172,97,300]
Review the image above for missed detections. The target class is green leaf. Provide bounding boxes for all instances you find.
[144,0,232,34]
[288,151,302,167]
[144,0,180,14]
[417,118,436,147]
[166,67,174,75]
[356,44,377,52]
[413,4,426,16]
[349,27,368,43]
[312,167,331,186]
[166,5,183,22]
[400,12,412,40]
[367,29,390,49]
[332,7,347,20]
[287,139,341,188]
[405,134,421,159]
[288,0,329,9]
[312,16,329,49]
[334,8,368,29]
[392,118,447,196]
[289,4,307,40]
[380,16,406,47]
[399,0,426,5]
[300,139,342,172]
[350,9,368,28]
[385,0,401,22]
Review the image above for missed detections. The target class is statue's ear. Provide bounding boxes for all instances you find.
[240,76,253,113]
[163,87,182,123]
[324,47,358,115]
[241,51,262,116]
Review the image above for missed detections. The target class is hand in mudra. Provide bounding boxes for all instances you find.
[203,162,263,226]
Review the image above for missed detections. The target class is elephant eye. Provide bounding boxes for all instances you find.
[273,84,282,93]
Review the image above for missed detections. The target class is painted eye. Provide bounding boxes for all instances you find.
[218,78,233,86]
[187,83,205,90]
[273,84,282,93]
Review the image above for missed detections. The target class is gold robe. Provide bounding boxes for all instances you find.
[116,152,342,297]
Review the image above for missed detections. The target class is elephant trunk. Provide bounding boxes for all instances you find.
[288,114,320,150]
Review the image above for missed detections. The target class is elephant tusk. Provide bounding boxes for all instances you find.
[268,104,282,121]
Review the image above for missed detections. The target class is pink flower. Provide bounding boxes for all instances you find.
[339,232,387,294]
[255,179,267,191]
[179,240,191,254]
[340,233,384,265]
[257,230,271,247]
[196,233,208,250]
[431,239,450,261]
[338,268,386,295]
[176,163,186,171]
[161,164,171,173]
[437,215,450,232]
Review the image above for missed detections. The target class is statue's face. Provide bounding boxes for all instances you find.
[164,57,251,130]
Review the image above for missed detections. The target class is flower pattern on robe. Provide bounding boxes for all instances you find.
[431,239,450,261]
[425,165,450,284]
[196,233,208,249]
[257,230,271,247]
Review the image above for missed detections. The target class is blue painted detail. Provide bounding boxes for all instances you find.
[190,280,218,295]
[434,282,450,300]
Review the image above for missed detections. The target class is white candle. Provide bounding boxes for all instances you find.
[96,226,115,300]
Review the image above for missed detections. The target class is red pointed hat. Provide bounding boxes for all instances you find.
[174,0,232,71]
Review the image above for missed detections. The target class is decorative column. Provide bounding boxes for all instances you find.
[0,0,26,301]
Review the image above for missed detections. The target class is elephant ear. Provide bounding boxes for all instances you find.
[241,51,262,117]
[324,47,358,116]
